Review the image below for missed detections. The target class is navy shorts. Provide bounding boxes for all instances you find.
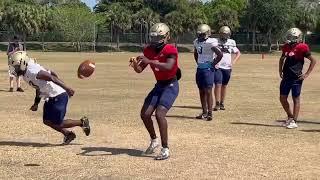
[196,68,214,89]
[214,68,232,85]
[280,79,303,97]
[143,79,179,110]
[43,92,69,125]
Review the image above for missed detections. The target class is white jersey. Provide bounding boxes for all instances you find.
[194,38,218,69]
[23,61,66,98]
[217,39,239,69]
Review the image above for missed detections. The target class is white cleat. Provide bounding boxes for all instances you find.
[155,147,170,160]
[286,120,298,129]
[282,117,293,127]
[145,138,160,154]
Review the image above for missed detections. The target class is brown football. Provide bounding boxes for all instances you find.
[78,60,95,79]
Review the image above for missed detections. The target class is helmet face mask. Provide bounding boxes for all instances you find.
[197,24,211,41]
[219,26,231,41]
[8,51,29,76]
[149,23,170,48]
[286,28,302,44]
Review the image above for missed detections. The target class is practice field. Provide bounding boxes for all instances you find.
[0,52,319,179]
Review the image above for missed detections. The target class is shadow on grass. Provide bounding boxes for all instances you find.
[78,147,151,158]
[0,141,58,147]
[231,122,281,128]
[300,129,320,133]
[151,114,196,120]
[173,105,202,110]
[276,120,320,125]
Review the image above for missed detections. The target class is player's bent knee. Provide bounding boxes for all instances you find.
[292,96,300,103]
[155,111,165,120]
[140,112,152,120]
[155,106,168,120]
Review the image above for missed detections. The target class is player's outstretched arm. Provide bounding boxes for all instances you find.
[232,51,241,65]
[36,70,74,97]
[212,47,223,66]
[299,55,316,80]
[138,55,176,71]
[30,89,41,111]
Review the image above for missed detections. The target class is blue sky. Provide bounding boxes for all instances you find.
[81,0,96,10]
[81,0,210,10]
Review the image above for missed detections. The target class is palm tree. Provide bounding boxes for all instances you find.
[2,3,46,48]
[133,8,160,44]
[296,0,320,42]
[106,3,132,50]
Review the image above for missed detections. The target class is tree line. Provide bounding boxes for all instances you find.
[0,0,319,52]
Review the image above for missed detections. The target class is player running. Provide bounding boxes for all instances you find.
[8,51,91,144]
[279,28,316,129]
[129,23,179,160]
[194,24,222,120]
[213,26,241,111]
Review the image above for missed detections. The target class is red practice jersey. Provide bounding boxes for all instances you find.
[143,44,178,81]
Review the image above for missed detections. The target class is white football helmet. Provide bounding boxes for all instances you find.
[286,28,303,43]
[197,24,211,39]
[149,23,170,44]
[219,26,231,40]
[8,51,30,76]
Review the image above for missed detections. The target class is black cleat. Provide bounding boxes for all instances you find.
[220,103,225,110]
[207,112,213,121]
[196,113,207,119]
[9,88,14,92]
[81,116,90,136]
[213,102,220,111]
[17,87,24,92]
[63,131,76,145]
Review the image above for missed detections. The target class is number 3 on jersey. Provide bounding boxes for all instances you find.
[197,46,203,54]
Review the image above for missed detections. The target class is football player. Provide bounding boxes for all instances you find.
[194,24,222,120]
[129,23,179,160]
[279,28,316,129]
[7,36,24,92]
[213,26,241,111]
[8,51,91,144]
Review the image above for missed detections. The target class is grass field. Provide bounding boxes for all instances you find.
[0,52,319,179]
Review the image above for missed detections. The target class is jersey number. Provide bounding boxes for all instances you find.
[197,46,203,54]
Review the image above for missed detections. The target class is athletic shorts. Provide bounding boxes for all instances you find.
[43,92,69,125]
[214,68,232,85]
[280,79,303,97]
[143,79,179,110]
[196,68,214,89]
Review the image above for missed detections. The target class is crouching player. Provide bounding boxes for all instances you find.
[129,23,179,160]
[9,51,91,144]
[194,24,222,120]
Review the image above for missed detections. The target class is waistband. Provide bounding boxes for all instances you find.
[156,77,177,86]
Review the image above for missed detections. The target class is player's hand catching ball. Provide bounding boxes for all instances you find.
[129,57,139,67]
[137,56,151,64]
[30,104,38,111]
[66,88,75,97]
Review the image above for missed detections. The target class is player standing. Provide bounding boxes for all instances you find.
[194,24,222,120]
[213,26,241,111]
[279,28,316,129]
[8,51,91,144]
[130,23,179,160]
[7,36,24,92]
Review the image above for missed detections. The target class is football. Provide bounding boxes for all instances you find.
[78,60,95,79]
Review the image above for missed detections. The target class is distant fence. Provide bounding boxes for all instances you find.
[0,31,318,52]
